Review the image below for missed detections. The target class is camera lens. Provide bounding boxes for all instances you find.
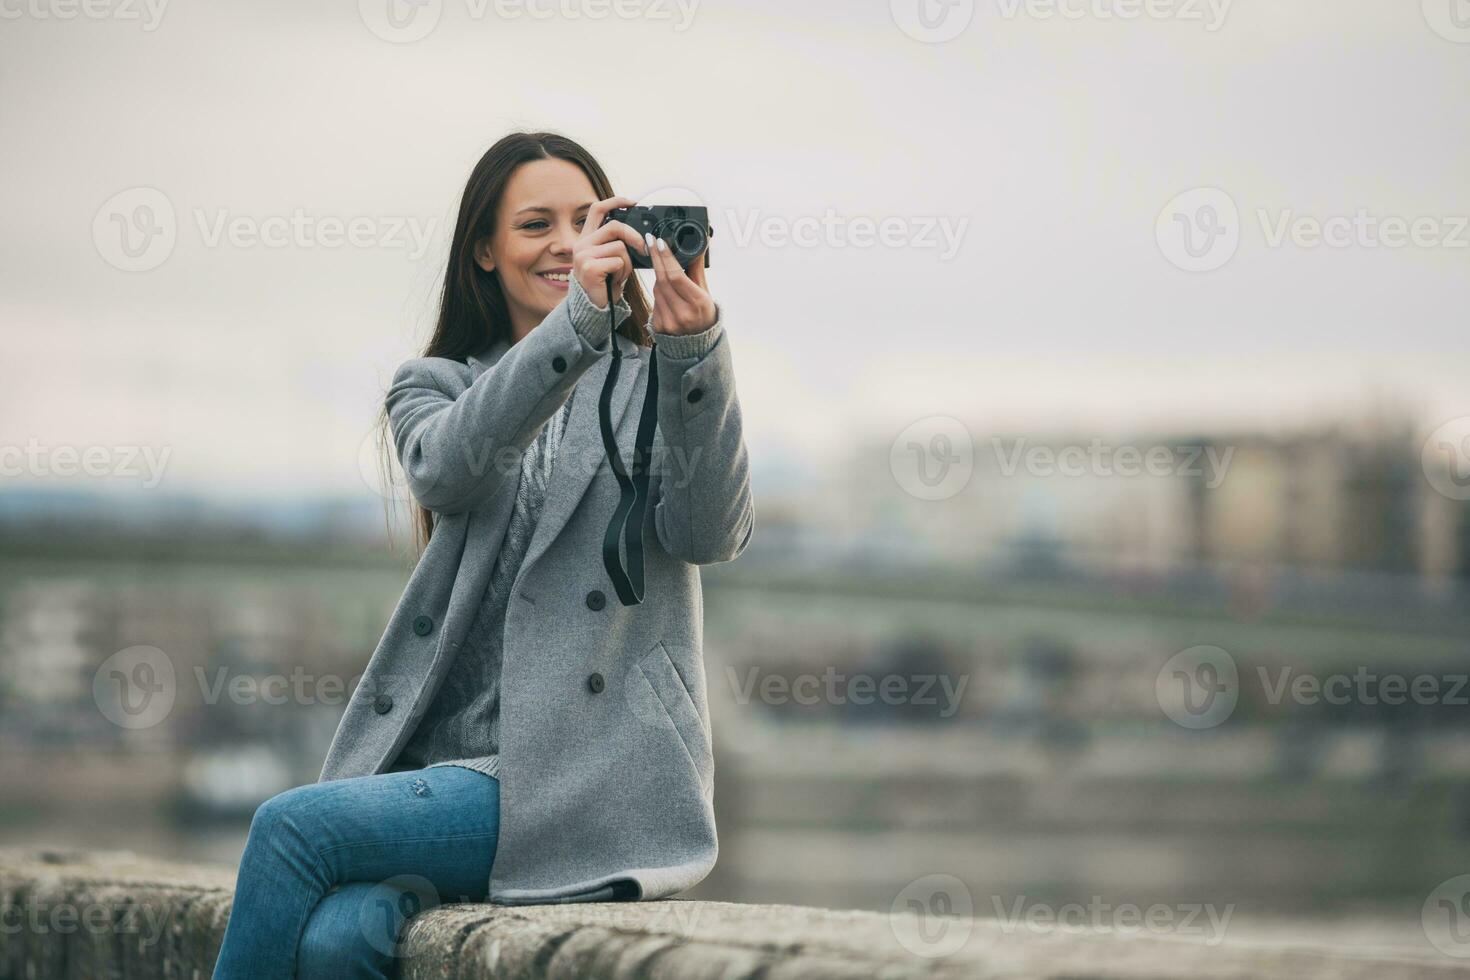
[671,221,707,257]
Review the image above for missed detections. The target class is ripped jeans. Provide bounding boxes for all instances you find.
[210,766,499,980]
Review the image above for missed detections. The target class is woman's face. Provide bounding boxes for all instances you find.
[476,157,598,340]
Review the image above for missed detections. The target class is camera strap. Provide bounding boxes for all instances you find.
[598,275,660,606]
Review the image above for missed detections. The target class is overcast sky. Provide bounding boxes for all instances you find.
[2,0,1467,501]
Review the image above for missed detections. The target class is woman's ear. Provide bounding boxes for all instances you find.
[473,237,496,274]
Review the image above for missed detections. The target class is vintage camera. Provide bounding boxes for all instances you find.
[605,205,712,270]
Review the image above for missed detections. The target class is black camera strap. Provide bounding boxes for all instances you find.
[598,275,660,606]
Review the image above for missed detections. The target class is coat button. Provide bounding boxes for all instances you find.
[373,694,394,714]
[552,355,567,373]
[686,387,704,404]
[587,672,605,694]
[413,615,433,636]
[585,589,606,611]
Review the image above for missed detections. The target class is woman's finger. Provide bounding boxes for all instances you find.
[652,238,711,306]
[583,218,649,255]
[654,276,680,312]
[586,247,633,293]
[644,232,670,282]
[584,240,635,263]
[647,237,688,315]
[650,282,678,328]
[648,234,699,305]
[574,248,628,284]
[581,196,639,240]
[649,257,673,332]
[645,233,678,313]
[587,254,632,284]
[686,252,709,290]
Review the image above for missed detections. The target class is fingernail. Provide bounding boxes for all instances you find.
[657,238,667,252]
[645,232,654,251]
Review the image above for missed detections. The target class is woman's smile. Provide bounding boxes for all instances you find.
[537,267,572,291]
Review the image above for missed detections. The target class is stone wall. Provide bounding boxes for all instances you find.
[2,848,1466,979]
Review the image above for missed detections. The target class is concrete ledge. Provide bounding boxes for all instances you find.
[2,847,1467,979]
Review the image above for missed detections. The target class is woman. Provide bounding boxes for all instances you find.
[211,132,755,979]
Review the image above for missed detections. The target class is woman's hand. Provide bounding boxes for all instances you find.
[647,233,719,336]
[573,196,649,308]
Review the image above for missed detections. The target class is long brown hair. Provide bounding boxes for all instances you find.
[376,132,652,557]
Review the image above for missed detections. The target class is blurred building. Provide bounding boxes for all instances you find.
[807,416,1468,585]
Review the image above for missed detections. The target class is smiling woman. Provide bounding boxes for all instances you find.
[208,131,755,980]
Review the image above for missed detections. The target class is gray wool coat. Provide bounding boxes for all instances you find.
[317,280,754,904]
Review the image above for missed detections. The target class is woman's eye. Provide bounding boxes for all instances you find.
[520,220,549,231]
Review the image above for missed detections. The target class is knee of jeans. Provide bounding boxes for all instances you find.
[248,785,310,839]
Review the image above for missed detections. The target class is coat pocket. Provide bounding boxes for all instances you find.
[631,641,713,797]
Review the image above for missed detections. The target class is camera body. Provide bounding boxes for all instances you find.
[606,205,712,270]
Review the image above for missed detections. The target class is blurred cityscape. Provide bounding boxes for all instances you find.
[3,411,1469,954]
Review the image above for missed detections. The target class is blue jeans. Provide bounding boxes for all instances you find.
[211,766,499,980]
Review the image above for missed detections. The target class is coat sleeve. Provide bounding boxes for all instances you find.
[389,282,631,516]
[648,307,756,566]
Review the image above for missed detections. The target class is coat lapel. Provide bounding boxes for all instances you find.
[468,333,646,583]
